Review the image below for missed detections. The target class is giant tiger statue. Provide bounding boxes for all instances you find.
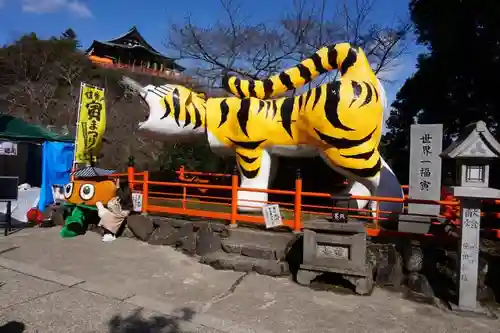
[122,43,403,216]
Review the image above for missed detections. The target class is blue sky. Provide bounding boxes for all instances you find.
[0,0,425,114]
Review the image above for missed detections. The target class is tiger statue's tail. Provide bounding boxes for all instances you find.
[222,43,373,99]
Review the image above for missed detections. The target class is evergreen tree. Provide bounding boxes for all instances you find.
[61,28,82,49]
[384,0,500,182]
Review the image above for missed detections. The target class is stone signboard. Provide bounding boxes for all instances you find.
[408,124,443,215]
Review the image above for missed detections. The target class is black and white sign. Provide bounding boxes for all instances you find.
[262,204,283,229]
[0,142,18,156]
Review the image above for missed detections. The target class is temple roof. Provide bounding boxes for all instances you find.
[85,26,184,71]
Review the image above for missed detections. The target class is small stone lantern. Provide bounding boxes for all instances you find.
[441,120,500,316]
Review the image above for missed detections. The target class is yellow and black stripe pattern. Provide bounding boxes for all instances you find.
[152,43,383,181]
[146,84,206,130]
[221,43,371,99]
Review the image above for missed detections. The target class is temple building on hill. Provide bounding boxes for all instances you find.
[85,26,185,75]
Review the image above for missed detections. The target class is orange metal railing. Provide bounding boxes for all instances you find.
[106,166,500,239]
[107,166,500,239]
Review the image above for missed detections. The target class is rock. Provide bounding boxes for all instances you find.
[196,226,222,256]
[153,217,188,228]
[407,272,434,298]
[296,269,321,286]
[218,227,230,239]
[178,223,196,254]
[148,223,178,246]
[192,221,225,231]
[403,246,424,273]
[434,255,487,287]
[346,273,375,296]
[221,241,242,254]
[51,209,66,227]
[200,251,290,276]
[126,214,155,241]
[151,217,175,229]
[120,225,136,238]
[242,244,277,260]
[200,251,252,271]
[376,245,404,287]
[207,223,228,234]
[221,239,277,260]
[366,246,380,267]
[89,225,105,236]
[477,285,495,302]
[254,261,289,276]
[232,260,255,272]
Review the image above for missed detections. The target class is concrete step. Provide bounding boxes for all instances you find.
[200,251,290,277]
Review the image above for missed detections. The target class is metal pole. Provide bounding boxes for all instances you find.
[72,82,85,177]
[4,201,11,236]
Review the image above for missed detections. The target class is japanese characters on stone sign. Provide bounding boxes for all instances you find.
[408,124,443,215]
[419,133,433,192]
[457,203,481,309]
[262,204,283,229]
[75,83,107,163]
[332,211,347,222]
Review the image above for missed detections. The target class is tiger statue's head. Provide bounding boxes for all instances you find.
[120,76,206,140]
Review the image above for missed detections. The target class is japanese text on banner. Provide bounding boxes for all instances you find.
[75,83,106,163]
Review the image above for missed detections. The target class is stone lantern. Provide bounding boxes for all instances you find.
[442,121,500,192]
[440,120,500,316]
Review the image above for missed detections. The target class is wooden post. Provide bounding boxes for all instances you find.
[294,169,303,232]
[142,171,149,213]
[230,167,238,227]
[127,156,135,190]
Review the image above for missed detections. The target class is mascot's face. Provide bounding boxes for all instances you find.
[63,180,116,206]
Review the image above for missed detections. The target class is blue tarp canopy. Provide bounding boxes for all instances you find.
[38,141,74,212]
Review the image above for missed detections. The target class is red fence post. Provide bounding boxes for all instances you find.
[294,169,303,232]
[142,171,149,213]
[127,156,135,190]
[230,167,239,227]
[180,166,187,209]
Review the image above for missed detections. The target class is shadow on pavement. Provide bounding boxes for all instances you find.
[0,321,25,333]
[108,307,196,333]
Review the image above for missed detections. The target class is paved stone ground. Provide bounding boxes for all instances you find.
[0,228,499,333]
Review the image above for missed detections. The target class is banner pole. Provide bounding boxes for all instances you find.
[72,82,85,180]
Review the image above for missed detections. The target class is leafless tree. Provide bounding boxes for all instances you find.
[167,0,411,90]
[0,35,83,126]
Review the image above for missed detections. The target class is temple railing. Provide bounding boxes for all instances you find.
[89,59,193,84]
[106,166,500,239]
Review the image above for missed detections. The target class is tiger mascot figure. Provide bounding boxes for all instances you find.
[121,42,403,217]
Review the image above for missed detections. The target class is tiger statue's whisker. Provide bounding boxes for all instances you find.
[121,43,403,217]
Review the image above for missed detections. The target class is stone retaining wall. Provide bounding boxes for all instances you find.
[50,206,499,304]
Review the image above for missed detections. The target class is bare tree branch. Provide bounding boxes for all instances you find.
[166,0,411,90]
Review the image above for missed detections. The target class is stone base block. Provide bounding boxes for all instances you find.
[449,302,497,319]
